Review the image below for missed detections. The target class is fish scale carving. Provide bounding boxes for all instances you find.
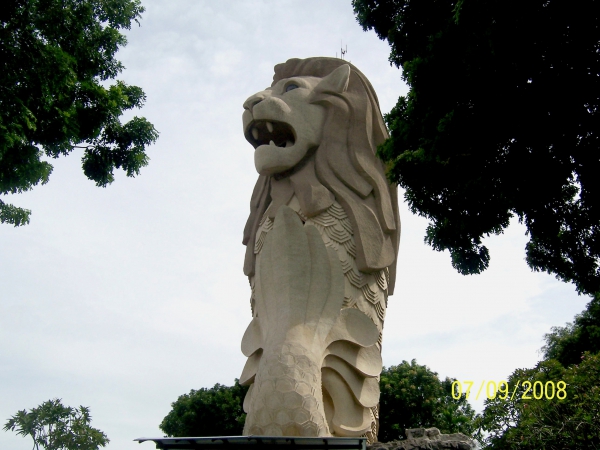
[248,196,388,443]
[244,344,328,437]
[303,199,387,341]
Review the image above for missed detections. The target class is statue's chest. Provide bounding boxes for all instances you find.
[254,194,356,261]
[252,194,389,337]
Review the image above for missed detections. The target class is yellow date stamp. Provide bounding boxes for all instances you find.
[451,380,567,401]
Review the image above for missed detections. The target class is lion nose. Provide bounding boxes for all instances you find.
[243,93,265,113]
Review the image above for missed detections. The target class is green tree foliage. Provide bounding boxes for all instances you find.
[477,354,600,449]
[0,0,158,226]
[477,296,600,449]
[160,380,249,437]
[379,360,476,441]
[3,398,109,450]
[352,0,599,295]
[542,291,600,367]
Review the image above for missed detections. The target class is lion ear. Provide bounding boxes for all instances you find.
[314,64,350,94]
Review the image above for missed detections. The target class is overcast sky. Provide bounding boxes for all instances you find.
[0,1,590,449]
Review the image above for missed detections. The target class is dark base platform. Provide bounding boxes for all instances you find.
[135,436,367,450]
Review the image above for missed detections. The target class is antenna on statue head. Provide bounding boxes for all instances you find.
[336,41,350,62]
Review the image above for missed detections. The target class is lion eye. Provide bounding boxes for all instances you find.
[285,84,299,92]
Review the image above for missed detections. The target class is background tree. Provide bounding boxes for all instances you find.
[160,380,248,437]
[379,360,476,441]
[352,0,599,295]
[477,294,600,449]
[3,398,109,450]
[476,354,600,449]
[0,0,158,226]
[542,291,600,367]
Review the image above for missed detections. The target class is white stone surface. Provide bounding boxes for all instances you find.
[240,58,400,442]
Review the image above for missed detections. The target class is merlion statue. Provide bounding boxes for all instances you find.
[239,57,400,443]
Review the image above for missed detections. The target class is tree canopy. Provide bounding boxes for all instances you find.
[0,0,158,226]
[352,0,599,295]
[542,291,600,367]
[159,380,248,437]
[379,360,476,441]
[476,353,600,449]
[3,399,109,450]
[476,292,600,449]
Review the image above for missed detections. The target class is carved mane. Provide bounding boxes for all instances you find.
[243,57,400,294]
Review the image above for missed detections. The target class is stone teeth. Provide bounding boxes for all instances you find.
[269,140,275,146]
[252,127,259,140]
[266,121,273,133]
[285,140,293,147]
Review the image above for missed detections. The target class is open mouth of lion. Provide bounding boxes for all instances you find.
[246,120,296,149]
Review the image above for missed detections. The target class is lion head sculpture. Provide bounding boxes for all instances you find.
[242,57,400,293]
